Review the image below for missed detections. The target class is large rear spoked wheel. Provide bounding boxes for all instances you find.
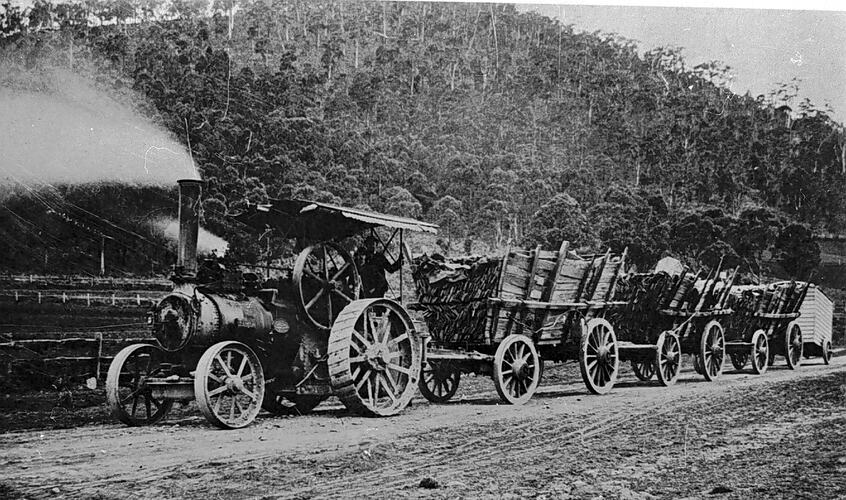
[493,335,541,405]
[293,242,361,330]
[328,299,421,416]
[655,331,681,387]
[579,318,619,395]
[699,320,725,382]
[784,321,803,370]
[195,341,265,429]
[106,343,174,426]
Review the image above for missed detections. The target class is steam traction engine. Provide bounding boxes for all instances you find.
[106,179,436,428]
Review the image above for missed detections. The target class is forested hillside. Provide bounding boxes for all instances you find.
[1,1,844,278]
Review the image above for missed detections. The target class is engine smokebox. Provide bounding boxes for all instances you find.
[177,179,202,277]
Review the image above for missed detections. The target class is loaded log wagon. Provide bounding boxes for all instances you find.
[724,281,809,373]
[106,179,437,429]
[610,260,737,385]
[411,241,629,404]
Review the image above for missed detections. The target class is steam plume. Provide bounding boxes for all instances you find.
[155,217,229,256]
[0,70,198,187]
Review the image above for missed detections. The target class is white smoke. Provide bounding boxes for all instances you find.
[155,217,229,256]
[0,69,198,187]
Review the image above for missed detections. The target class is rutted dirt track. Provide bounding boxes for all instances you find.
[2,357,846,499]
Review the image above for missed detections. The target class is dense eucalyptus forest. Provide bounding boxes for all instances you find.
[0,1,844,279]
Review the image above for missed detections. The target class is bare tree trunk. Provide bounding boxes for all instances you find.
[489,4,498,79]
[354,39,359,69]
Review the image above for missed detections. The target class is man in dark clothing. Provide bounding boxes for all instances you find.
[357,236,403,298]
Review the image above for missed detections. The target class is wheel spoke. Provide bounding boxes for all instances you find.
[387,332,408,347]
[208,385,228,397]
[355,369,371,391]
[305,288,326,311]
[353,329,372,350]
[387,363,411,376]
[383,368,399,394]
[333,289,354,303]
[241,389,259,402]
[379,374,398,404]
[331,262,351,281]
[216,354,233,377]
[236,354,248,377]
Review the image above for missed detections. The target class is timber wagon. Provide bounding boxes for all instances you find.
[106,179,437,429]
[724,281,809,373]
[411,241,629,405]
[611,260,738,385]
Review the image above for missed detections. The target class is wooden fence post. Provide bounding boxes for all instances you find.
[95,333,103,381]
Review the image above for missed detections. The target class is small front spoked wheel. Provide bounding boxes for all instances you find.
[195,341,265,429]
[493,334,541,405]
[106,343,174,426]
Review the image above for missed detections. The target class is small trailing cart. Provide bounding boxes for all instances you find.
[724,281,809,373]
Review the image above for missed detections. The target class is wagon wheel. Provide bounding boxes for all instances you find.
[750,329,769,375]
[729,352,749,371]
[630,359,655,381]
[692,353,704,375]
[262,393,326,416]
[294,242,361,330]
[493,335,541,405]
[106,343,174,426]
[822,339,832,365]
[699,320,725,381]
[579,318,619,395]
[419,360,461,403]
[194,341,265,429]
[784,321,803,369]
[653,331,680,386]
[328,299,420,416]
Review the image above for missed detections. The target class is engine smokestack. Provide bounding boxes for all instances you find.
[176,179,202,277]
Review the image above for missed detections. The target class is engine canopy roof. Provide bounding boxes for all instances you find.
[235,198,438,241]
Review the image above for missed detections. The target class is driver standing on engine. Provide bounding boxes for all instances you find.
[357,235,403,298]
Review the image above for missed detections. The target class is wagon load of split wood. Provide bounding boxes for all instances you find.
[608,262,738,385]
[412,247,621,345]
[723,280,809,373]
[411,254,503,345]
[413,243,630,404]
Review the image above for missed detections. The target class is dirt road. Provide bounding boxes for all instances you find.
[2,356,845,499]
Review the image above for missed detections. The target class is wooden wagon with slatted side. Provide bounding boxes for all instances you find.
[410,241,629,405]
[610,261,738,386]
[723,281,810,374]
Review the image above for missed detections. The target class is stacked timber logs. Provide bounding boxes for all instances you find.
[412,254,502,304]
[612,266,737,343]
[411,254,503,345]
[724,281,809,337]
[411,245,627,346]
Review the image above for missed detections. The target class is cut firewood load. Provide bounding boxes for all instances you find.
[725,281,809,318]
[411,245,627,346]
[611,265,737,342]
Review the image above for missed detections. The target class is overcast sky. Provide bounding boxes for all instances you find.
[520,4,846,122]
